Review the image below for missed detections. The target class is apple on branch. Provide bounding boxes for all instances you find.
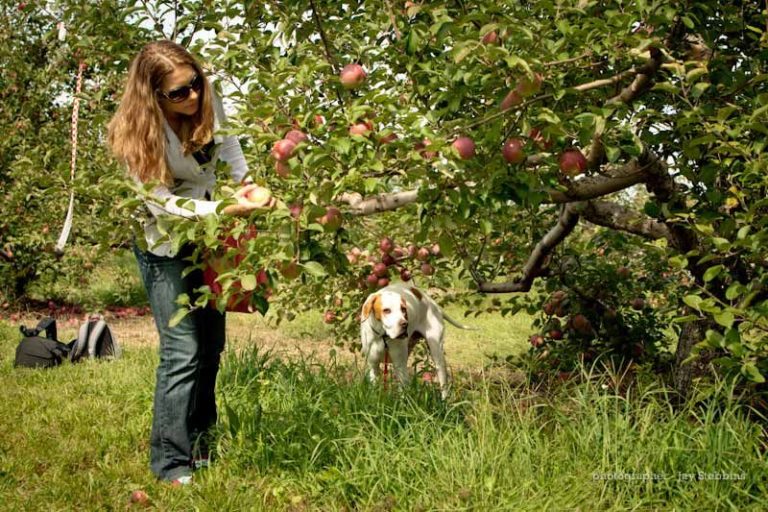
[559,148,588,177]
[340,63,366,89]
[502,138,526,164]
[451,136,476,160]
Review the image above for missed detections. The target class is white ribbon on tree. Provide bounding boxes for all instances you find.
[55,60,85,255]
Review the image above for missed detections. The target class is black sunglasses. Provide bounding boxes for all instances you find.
[158,74,203,103]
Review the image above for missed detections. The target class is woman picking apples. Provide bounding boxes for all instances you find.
[107,40,265,486]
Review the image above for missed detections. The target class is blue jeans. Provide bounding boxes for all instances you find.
[133,244,226,481]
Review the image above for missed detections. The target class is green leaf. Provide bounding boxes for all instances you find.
[683,294,702,310]
[725,283,743,301]
[302,261,327,277]
[714,310,735,328]
[240,274,257,291]
[169,308,190,328]
[741,362,765,383]
[703,264,723,282]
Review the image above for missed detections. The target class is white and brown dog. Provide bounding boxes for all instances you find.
[360,284,476,398]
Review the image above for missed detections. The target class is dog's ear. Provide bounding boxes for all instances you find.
[410,287,423,301]
[362,294,382,321]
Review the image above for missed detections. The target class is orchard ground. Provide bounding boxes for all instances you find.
[1,251,767,510]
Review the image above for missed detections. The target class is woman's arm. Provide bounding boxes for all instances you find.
[211,89,249,184]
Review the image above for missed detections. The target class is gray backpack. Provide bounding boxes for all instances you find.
[69,316,121,362]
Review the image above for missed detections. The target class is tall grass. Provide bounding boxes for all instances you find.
[1,319,766,510]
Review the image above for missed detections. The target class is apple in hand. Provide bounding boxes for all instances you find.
[240,185,273,207]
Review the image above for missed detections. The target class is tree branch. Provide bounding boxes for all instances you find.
[581,200,676,246]
[477,203,582,293]
[339,190,420,215]
[607,47,665,105]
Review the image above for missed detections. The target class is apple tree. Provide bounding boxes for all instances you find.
[3,0,768,398]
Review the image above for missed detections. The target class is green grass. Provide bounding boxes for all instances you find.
[1,317,767,511]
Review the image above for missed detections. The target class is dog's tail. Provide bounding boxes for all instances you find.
[443,313,480,331]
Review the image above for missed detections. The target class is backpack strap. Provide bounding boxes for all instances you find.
[35,317,58,341]
[86,319,107,358]
[70,320,91,362]
[19,317,58,340]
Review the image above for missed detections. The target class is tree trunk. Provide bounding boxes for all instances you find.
[673,317,707,402]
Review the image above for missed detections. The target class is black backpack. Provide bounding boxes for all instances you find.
[14,316,120,369]
[14,317,71,368]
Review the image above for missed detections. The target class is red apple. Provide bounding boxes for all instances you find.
[452,136,476,160]
[617,266,631,279]
[379,132,398,144]
[271,139,296,161]
[379,237,394,254]
[422,372,433,382]
[571,314,591,334]
[416,247,430,261]
[340,63,366,89]
[275,161,290,178]
[284,129,308,144]
[631,298,646,310]
[481,31,499,45]
[256,268,269,286]
[129,490,150,506]
[430,243,441,256]
[313,114,325,126]
[400,268,412,281]
[349,121,373,137]
[289,203,303,219]
[243,186,272,207]
[323,310,336,324]
[543,302,555,316]
[548,329,563,340]
[319,207,343,231]
[381,253,396,266]
[515,73,543,97]
[373,262,389,277]
[559,149,588,177]
[500,89,523,111]
[420,263,434,275]
[406,244,418,258]
[502,138,526,164]
[414,138,437,159]
[377,277,390,288]
[529,334,545,348]
[366,273,379,288]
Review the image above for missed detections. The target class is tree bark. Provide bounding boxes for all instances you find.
[673,316,707,402]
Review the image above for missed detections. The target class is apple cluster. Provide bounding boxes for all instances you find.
[346,237,441,290]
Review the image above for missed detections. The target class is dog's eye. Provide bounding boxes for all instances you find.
[382,308,391,314]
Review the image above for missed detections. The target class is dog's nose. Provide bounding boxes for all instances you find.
[399,319,408,328]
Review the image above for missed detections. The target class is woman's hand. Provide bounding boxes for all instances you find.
[222,184,276,217]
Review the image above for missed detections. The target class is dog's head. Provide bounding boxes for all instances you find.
[361,291,408,339]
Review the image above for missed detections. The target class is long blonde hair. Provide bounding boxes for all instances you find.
[107,40,214,185]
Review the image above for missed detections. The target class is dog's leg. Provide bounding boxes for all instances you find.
[361,323,385,383]
[424,326,450,399]
[386,338,411,389]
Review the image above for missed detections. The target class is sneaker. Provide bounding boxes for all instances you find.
[170,475,193,487]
